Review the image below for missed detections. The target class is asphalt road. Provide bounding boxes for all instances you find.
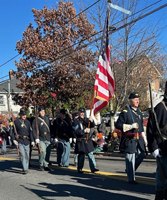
[0,147,157,200]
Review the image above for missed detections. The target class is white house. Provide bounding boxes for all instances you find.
[0,78,23,117]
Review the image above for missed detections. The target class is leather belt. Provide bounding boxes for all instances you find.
[77,138,86,141]
[19,135,29,139]
[123,132,142,139]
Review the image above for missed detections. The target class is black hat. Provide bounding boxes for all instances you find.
[78,107,85,112]
[73,112,79,117]
[19,108,26,115]
[129,92,140,99]
[38,106,45,112]
[0,121,2,124]
[60,109,66,115]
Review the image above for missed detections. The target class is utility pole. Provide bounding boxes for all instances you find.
[7,71,12,118]
[3,72,11,118]
[108,0,131,132]
[7,80,10,113]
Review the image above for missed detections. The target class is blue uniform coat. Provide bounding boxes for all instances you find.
[73,117,94,154]
[115,106,145,154]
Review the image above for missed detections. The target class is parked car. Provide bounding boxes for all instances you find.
[101,112,110,125]
[142,111,149,119]
[102,112,120,126]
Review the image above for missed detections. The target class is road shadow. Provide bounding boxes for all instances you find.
[0,159,155,199]
[22,180,152,200]
[0,160,23,174]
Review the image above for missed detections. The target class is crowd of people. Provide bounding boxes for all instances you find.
[1,87,167,200]
[0,106,103,174]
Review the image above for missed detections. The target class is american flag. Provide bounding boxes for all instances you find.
[93,9,115,115]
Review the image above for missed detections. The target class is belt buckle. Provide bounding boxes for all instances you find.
[137,133,139,139]
[44,132,47,135]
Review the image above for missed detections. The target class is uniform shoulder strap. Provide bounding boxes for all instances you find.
[38,117,50,132]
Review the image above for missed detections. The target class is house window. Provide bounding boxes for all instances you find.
[0,96,4,105]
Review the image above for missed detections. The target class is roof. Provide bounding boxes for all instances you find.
[129,54,162,77]
[0,78,23,93]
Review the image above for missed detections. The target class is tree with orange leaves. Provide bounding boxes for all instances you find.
[13,1,98,110]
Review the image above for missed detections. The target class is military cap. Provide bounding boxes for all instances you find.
[60,109,66,115]
[78,107,85,112]
[19,108,26,115]
[129,92,140,99]
[38,106,45,112]
[73,112,79,117]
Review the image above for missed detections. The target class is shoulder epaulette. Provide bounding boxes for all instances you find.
[123,109,128,113]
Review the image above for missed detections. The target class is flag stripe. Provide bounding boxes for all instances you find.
[92,8,115,115]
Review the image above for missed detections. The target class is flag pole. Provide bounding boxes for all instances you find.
[86,90,96,142]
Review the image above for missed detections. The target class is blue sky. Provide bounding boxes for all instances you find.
[0,0,167,80]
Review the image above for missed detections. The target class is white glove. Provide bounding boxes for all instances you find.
[123,123,138,132]
[73,138,76,143]
[152,148,161,158]
[131,123,138,129]
[84,128,90,133]
[8,136,11,140]
[55,138,58,142]
[69,138,72,144]
[13,140,18,146]
[89,116,93,122]
[31,142,35,147]
[35,138,40,144]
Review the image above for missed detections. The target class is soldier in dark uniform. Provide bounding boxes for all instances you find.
[12,108,34,174]
[32,106,51,171]
[73,107,99,173]
[53,109,73,167]
[115,92,145,184]
[27,115,35,168]
[147,82,167,200]
[0,121,9,155]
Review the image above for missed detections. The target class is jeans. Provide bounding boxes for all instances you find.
[39,141,51,167]
[78,151,96,172]
[155,156,167,191]
[125,146,145,182]
[18,143,30,171]
[57,141,70,166]
[93,147,103,154]
[1,138,6,153]
[74,154,78,164]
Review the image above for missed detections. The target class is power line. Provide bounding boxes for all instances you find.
[0,0,101,70]
[0,75,9,80]
[0,54,20,68]
[32,1,166,70]
[0,0,164,78]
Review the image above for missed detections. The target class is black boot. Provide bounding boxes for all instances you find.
[155,190,165,200]
[165,188,167,200]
